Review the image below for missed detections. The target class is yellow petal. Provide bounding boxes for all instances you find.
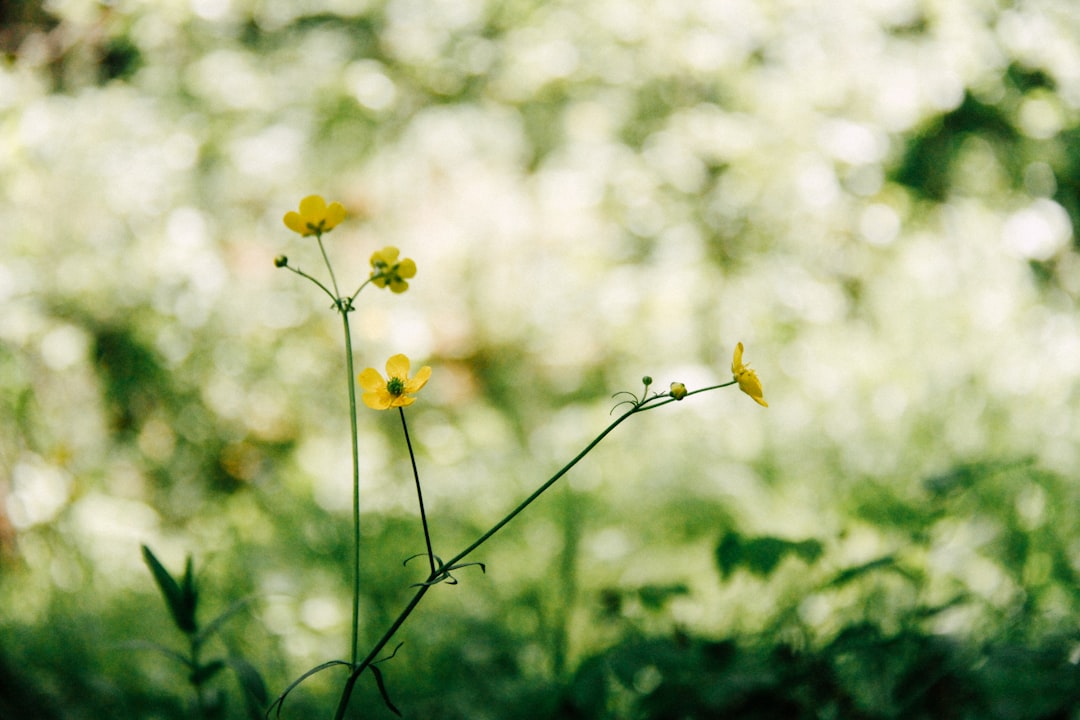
[325,201,346,229]
[283,211,305,234]
[358,368,385,392]
[362,391,389,409]
[365,390,390,408]
[732,342,745,374]
[406,365,431,393]
[370,247,398,267]
[737,369,768,407]
[299,195,327,221]
[385,353,411,380]
[397,258,417,279]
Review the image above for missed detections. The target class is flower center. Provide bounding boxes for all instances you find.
[386,377,406,396]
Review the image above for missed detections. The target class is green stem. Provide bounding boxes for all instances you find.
[440,401,643,570]
[189,632,205,719]
[284,264,337,306]
[332,396,661,718]
[341,311,362,668]
[316,234,342,299]
[399,408,436,576]
[333,584,431,720]
[330,381,739,717]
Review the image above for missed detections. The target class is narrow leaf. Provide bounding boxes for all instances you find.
[119,639,192,668]
[226,655,269,720]
[369,664,402,716]
[142,545,194,635]
[196,595,258,646]
[828,556,899,587]
[190,659,226,686]
[269,660,350,719]
[180,555,199,633]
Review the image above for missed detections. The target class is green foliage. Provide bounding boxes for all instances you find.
[715,531,824,579]
[891,93,1019,202]
[555,617,1080,719]
[143,545,199,635]
[140,546,268,720]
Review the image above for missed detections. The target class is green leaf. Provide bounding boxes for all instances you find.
[190,659,226,686]
[142,545,197,635]
[369,664,402,716]
[741,537,791,576]
[180,555,199,634]
[196,595,258,646]
[715,532,743,579]
[827,556,901,588]
[637,583,690,610]
[226,655,269,720]
[715,533,824,579]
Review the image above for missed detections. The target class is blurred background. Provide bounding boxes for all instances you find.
[3,0,1080,717]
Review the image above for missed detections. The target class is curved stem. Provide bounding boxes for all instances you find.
[349,278,374,306]
[399,408,436,576]
[284,265,338,306]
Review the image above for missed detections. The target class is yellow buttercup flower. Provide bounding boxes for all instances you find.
[283,195,346,237]
[370,246,417,293]
[669,382,688,400]
[358,354,431,410]
[731,342,768,407]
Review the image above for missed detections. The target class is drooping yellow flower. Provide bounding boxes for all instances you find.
[358,354,431,410]
[369,246,417,293]
[731,342,768,407]
[283,195,346,237]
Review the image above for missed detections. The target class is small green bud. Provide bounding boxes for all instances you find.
[274,255,288,268]
[669,382,687,400]
[642,376,653,386]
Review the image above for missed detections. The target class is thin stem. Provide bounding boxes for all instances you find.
[399,407,436,576]
[349,277,374,307]
[332,393,671,717]
[316,234,342,299]
[283,264,338,306]
[341,311,362,668]
[333,584,431,720]
[439,401,645,570]
[330,381,739,717]
[189,632,206,719]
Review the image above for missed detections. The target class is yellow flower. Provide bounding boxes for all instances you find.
[370,246,417,293]
[283,195,346,237]
[731,342,768,407]
[669,382,687,400]
[358,354,431,410]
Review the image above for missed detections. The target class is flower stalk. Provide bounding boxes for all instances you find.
[275,194,769,719]
[398,407,436,576]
